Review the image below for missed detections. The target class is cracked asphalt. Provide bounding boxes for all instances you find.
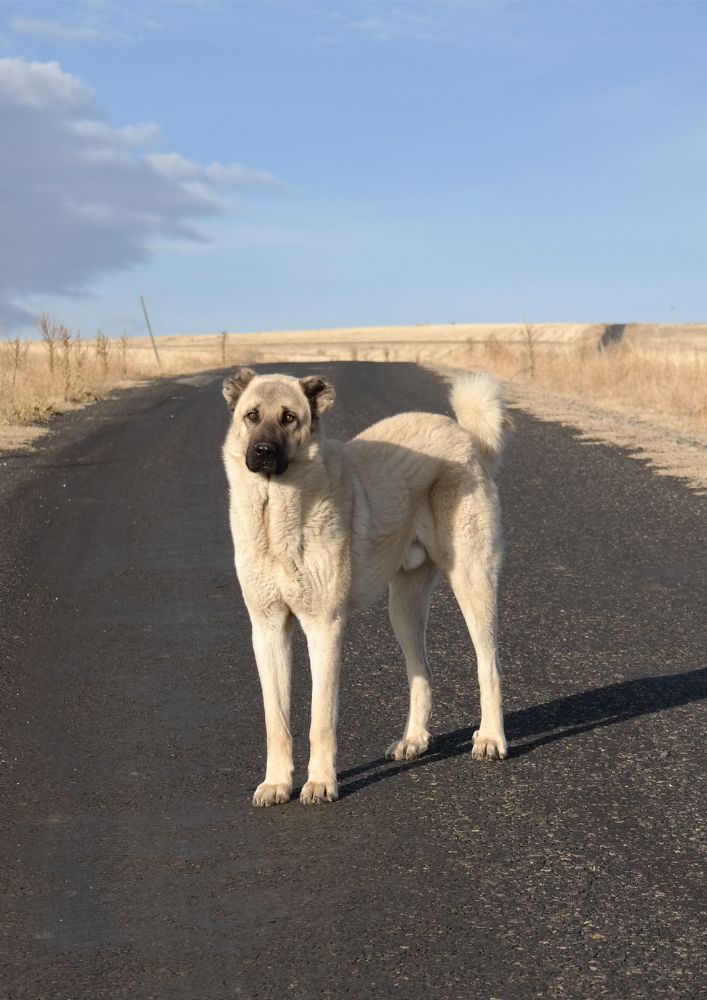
[2,362,705,999]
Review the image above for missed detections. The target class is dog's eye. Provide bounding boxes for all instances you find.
[282,411,297,425]
[245,410,259,423]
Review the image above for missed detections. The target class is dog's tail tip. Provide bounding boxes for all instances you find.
[449,372,511,475]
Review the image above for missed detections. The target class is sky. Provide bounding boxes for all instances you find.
[1,0,706,338]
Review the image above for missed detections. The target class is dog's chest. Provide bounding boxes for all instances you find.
[250,534,347,615]
[236,487,349,614]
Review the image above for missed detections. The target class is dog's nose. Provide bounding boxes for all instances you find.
[254,441,276,457]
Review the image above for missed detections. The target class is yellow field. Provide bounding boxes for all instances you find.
[1,319,706,447]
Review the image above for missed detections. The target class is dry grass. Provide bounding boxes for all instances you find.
[208,321,707,437]
[444,329,707,438]
[1,318,705,443]
[0,318,256,428]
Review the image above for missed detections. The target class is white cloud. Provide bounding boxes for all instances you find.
[0,58,283,331]
[203,161,283,188]
[0,57,92,110]
[145,151,200,180]
[70,119,162,147]
[147,152,283,190]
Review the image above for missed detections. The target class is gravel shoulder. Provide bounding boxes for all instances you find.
[505,382,707,494]
[432,364,707,494]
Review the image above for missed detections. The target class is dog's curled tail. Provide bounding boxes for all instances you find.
[449,372,511,476]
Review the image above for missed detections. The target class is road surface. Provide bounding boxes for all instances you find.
[2,362,706,998]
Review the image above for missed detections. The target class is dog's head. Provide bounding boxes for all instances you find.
[222,368,335,476]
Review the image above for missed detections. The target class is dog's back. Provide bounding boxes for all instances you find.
[350,372,509,480]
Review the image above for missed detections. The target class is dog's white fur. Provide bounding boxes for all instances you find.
[222,368,510,806]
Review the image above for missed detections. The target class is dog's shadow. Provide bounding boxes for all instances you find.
[336,665,707,799]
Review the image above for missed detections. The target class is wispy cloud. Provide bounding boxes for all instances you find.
[70,119,163,149]
[147,152,283,191]
[0,57,283,330]
[330,0,499,46]
[345,9,447,44]
[9,15,137,45]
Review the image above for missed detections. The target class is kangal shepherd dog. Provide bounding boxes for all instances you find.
[222,367,510,806]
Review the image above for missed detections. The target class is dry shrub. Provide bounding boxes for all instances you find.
[95,330,110,378]
[2,336,30,391]
[73,332,88,383]
[37,312,58,375]
[119,333,130,378]
[58,323,72,400]
[521,322,538,379]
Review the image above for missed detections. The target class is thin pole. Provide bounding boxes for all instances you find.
[140,296,161,366]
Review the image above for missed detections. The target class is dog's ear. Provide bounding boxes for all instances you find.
[299,375,335,422]
[222,367,256,412]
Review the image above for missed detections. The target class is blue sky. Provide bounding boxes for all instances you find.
[1,0,706,337]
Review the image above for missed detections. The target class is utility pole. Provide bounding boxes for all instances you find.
[140,296,162,367]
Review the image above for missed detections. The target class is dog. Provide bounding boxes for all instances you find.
[222,367,510,806]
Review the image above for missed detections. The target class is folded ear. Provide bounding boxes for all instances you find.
[299,375,335,422]
[222,367,256,411]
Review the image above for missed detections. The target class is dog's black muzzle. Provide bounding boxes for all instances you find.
[245,439,288,475]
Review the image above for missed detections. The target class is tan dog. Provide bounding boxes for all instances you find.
[222,368,510,806]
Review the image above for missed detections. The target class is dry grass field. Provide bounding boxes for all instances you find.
[0,317,250,428]
[210,321,706,438]
[1,317,705,464]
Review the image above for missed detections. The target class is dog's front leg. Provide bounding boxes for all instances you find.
[299,614,345,804]
[249,607,294,806]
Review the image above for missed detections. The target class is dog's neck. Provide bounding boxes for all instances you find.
[230,443,332,559]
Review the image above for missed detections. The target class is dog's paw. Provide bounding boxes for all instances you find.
[386,734,429,762]
[471,730,508,761]
[300,779,338,805]
[252,781,292,807]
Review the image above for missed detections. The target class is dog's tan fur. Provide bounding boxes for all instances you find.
[222,368,510,806]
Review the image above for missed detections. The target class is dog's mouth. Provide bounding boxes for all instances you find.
[245,441,288,476]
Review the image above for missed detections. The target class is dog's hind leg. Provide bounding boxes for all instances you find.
[446,561,508,761]
[249,606,295,806]
[386,560,439,762]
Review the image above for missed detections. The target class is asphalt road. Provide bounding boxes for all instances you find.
[2,362,706,1000]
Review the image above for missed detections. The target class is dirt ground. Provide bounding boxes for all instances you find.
[498,379,706,494]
